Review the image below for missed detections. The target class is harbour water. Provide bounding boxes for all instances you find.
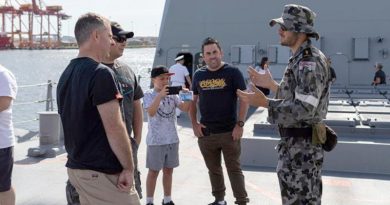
[0,48,155,131]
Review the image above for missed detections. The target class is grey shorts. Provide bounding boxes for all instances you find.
[0,146,14,192]
[146,143,179,171]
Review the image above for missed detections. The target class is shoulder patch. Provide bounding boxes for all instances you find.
[299,61,316,71]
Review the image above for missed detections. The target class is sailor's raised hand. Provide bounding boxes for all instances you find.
[248,66,273,89]
[236,84,268,108]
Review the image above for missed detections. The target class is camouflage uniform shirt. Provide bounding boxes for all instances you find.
[268,40,330,128]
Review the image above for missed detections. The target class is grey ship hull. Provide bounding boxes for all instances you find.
[154,0,390,174]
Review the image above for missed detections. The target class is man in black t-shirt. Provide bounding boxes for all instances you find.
[372,63,386,85]
[65,21,145,204]
[57,13,140,205]
[189,37,249,205]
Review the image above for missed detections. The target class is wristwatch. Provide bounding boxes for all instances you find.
[236,120,245,127]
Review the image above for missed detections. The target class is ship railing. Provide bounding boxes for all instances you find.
[12,80,63,157]
[136,67,152,89]
[12,70,149,158]
[136,66,151,82]
[12,65,151,127]
[13,80,56,126]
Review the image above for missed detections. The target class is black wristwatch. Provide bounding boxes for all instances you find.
[236,120,245,127]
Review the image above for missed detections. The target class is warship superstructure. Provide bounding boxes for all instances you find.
[154,0,390,175]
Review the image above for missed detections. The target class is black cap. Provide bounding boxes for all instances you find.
[151,66,174,78]
[111,21,134,39]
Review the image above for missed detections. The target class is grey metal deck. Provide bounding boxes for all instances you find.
[12,110,390,205]
[241,87,390,176]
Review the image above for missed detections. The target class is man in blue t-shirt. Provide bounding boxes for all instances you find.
[57,13,140,205]
[189,37,249,205]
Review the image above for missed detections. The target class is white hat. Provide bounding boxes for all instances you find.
[175,55,184,61]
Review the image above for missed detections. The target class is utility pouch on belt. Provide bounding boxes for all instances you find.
[323,125,338,152]
[312,123,326,145]
[312,123,338,152]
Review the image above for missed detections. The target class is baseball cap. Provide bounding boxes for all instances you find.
[269,4,319,40]
[111,21,134,39]
[151,66,174,78]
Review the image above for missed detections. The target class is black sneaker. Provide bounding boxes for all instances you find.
[162,201,175,205]
[146,203,154,205]
[208,200,227,205]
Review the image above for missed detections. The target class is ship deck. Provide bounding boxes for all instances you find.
[12,108,390,205]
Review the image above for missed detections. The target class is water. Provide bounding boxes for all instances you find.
[0,48,155,131]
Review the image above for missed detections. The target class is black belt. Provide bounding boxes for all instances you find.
[278,127,312,138]
[201,127,232,136]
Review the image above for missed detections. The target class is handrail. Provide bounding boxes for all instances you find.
[13,118,39,124]
[136,67,151,82]
[18,82,57,88]
[13,72,149,126]
[13,80,56,125]
[14,99,55,106]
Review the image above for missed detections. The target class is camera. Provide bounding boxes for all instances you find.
[167,86,182,95]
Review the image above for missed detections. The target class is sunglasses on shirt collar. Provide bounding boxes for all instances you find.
[113,36,127,43]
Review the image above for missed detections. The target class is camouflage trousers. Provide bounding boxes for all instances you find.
[276,136,324,205]
[66,138,142,205]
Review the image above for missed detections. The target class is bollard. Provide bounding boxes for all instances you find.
[38,111,60,145]
[28,111,61,158]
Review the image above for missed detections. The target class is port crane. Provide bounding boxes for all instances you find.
[0,0,70,49]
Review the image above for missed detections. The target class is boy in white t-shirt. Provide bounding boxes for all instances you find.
[143,66,191,205]
[0,64,17,205]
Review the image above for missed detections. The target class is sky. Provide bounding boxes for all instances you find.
[4,0,166,37]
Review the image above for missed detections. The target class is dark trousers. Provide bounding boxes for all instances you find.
[0,146,13,192]
[198,132,249,205]
[130,137,142,199]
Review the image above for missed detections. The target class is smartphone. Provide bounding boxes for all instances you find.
[167,86,182,95]
[179,90,193,101]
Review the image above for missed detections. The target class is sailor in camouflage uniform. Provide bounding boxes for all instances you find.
[237,4,331,205]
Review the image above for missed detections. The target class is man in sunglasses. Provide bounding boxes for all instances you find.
[103,21,144,199]
[65,21,144,204]
[237,4,331,205]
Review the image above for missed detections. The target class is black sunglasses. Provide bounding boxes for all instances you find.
[280,25,287,31]
[113,36,127,43]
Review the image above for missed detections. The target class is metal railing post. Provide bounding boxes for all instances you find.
[46,80,53,111]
